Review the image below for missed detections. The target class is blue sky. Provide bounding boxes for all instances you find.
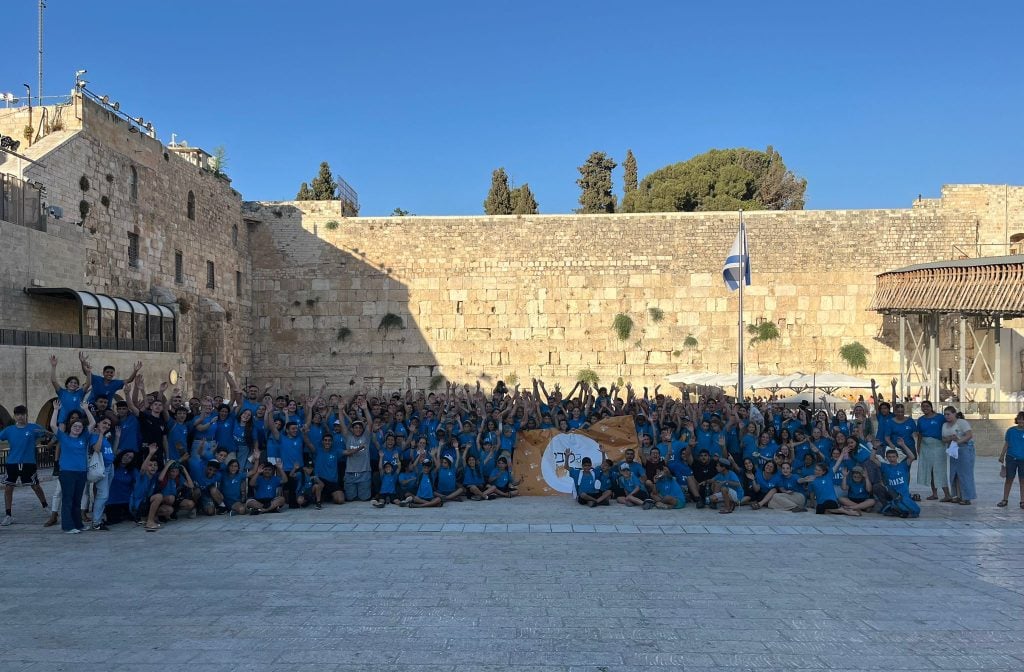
[4,1,1022,216]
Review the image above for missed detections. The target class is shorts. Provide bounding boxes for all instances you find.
[1006,456,1024,480]
[255,497,274,508]
[495,483,514,494]
[711,488,739,502]
[4,463,39,486]
[847,496,869,504]
[816,500,839,514]
[321,480,340,498]
[576,492,601,504]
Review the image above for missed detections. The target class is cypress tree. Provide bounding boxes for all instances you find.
[483,168,513,215]
[310,162,338,201]
[511,183,539,214]
[295,182,313,200]
[576,151,617,213]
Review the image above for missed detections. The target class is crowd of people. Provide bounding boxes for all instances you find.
[2,353,1023,535]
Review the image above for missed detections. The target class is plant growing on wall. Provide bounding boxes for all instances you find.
[337,327,352,342]
[378,313,404,339]
[648,307,665,323]
[505,373,519,387]
[839,341,869,372]
[324,220,339,231]
[747,320,780,369]
[211,146,228,178]
[577,369,600,387]
[612,313,633,341]
[79,200,90,219]
[429,374,446,391]
[101,195,110,208]
[683,334,699,349]
[79,176,90,192]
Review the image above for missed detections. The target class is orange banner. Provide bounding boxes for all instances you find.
[512,415,639,496]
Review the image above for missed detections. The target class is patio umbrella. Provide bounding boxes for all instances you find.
[773,390,852,406]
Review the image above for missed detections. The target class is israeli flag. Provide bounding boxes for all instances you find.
[722,220,751,291]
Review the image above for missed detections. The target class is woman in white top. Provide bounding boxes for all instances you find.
[941,406,975,505]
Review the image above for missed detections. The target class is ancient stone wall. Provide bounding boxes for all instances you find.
[245,196,1009,394]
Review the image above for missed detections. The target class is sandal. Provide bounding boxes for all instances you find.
[939,497,954,503]
[911,494,921,502]
[958,500,971,505]
[997,500,1008,507]
[926,495,938,501]
[750,502,761,510]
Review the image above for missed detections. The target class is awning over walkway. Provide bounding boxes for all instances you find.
[21,287,176,352]
[870,255,1024,317]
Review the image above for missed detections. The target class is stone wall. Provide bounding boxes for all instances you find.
[0,94,251,411]
[244,195,1019,394]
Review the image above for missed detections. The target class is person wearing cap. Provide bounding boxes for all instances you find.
[375,431,402,475]
[372,461,400,508]
[292,459,317,508]
[616,462,652,508]
[401,458,442,508]
[337,395,374,502]
[708,460,743,514]
[1,404,52,527]
[839,465,875,512]
[245,460,287,514]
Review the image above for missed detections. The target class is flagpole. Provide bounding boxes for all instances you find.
[737,211,745,402]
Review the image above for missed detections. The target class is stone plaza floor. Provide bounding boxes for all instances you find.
[1,457,1023,672]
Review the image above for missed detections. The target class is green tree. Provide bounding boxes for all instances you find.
[295,182,313,200]
[483,168,513,215]
[576,151,617,213]
[391,207,410,216]
[511,183,539,214]
[622,149,638,201]
[311,161,338,201]
[747,321,780,369]
[622,147,806,213]
[211,146,228,178]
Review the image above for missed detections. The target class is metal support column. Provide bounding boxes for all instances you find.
[899,316,906,402]
[959,316,967,404]
[994,316,1002,402]
[928,314,940,402]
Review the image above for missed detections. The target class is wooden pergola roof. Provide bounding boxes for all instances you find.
[870,255,1024,317]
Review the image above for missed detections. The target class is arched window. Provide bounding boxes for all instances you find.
[232,223,238,247]
[187,190,195,220]
[129,166,138,202]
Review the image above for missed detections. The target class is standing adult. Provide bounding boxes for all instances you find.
[997,411,1024,508]
[942,406,975,506]
[914,400,950,502]
[49,399,96,534]
[339,395,373,502]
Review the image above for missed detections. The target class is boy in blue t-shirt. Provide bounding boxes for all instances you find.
[709,461,743,514]
[798,451,861,516]
[874,446,920,518]
[1,405,52,524]
[564,452,611,507]
[652,464,686,509]
[245,462,287,514]
[616,464,652,508]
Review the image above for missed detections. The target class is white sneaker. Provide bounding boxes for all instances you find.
[65,528,81,534]
[0,514,12,526]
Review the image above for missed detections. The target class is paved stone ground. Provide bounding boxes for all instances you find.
[1,457,1023,672]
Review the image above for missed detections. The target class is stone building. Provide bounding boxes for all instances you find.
[3,91,1024,425]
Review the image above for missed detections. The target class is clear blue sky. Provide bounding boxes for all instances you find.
[4,1,1022,216]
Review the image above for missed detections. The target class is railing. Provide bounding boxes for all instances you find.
[0,444,56,469]
[0,329,176,353]
[902,401,1024,417]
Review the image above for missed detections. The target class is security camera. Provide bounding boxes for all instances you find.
[75,69,87,77]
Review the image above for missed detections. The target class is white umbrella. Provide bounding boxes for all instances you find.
[773,390,852,406]
[795,372,873,393]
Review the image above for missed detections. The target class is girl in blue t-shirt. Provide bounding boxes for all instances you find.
[798,447,862,516]
[434,455,464,502]
[460,452,493,500]
[372,461,400,508]
[403,459,442,508]
[219,459,247,515]
[488,456,520,498]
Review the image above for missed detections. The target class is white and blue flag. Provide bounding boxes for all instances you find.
[722,219,751,291]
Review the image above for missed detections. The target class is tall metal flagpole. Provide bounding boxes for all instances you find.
[737,211,745,401]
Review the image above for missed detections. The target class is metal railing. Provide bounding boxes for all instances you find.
[0,444,56,469]
[0,329,176,352]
